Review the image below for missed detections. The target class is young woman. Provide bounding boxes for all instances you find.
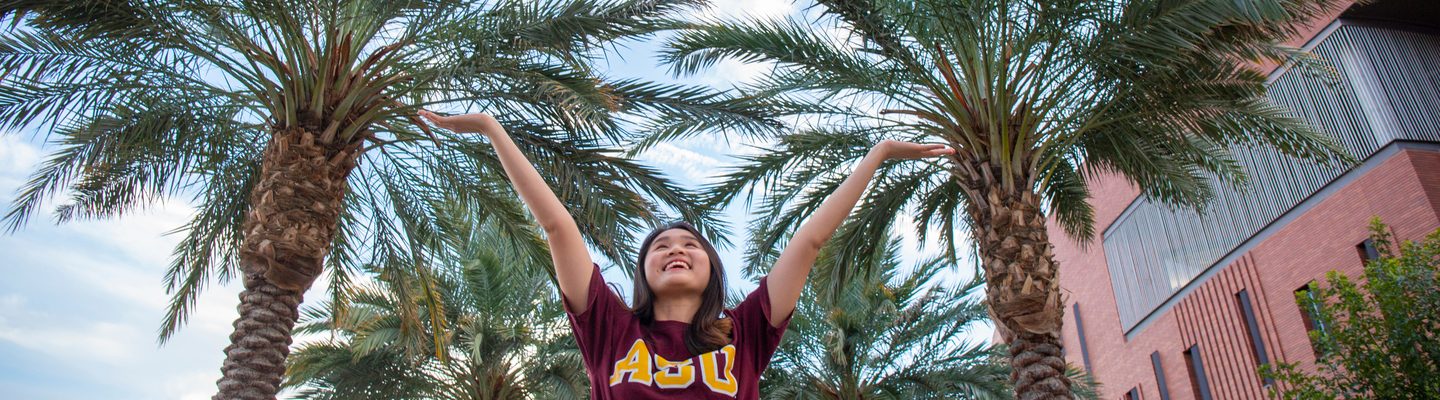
[420,110,952,399]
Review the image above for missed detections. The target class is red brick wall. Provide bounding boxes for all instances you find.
[1171,255,1277,399]
[1052,148,1440,399]
[1415,148,1440,215]
[1248,149,1440,371]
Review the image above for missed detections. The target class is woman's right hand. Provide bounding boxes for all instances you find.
[419,110,498,135]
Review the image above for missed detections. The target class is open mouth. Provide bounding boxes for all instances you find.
[663,260,692,272]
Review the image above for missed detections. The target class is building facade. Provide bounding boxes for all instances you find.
[1053,1,1440,399]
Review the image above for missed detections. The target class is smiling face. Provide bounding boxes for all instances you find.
[642,228,713,297]
[631,222,731,353]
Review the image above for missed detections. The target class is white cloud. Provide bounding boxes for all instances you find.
[0,135,40,171]
[0,293,143,365]
[0,207,255,398]
[0,135,41,194]
[638,142,724,184]
[0,146,246,399]
[699,58,777,89]
[163,371,223,400]
[69,199,198,265]
[0,319,139,364]
[0,294,23,311]
[0,131,353,399]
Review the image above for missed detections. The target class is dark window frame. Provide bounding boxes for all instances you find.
[1235,289,1272,385]
[1296,282,1328,357]
[1151,351,1171,400]
[1357,238,1380,263]
[1073,303,1093,373]
[1183,345,1213,400]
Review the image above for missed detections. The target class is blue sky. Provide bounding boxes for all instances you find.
[0,1,987,398]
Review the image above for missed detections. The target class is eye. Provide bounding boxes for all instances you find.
[685,242,699,248]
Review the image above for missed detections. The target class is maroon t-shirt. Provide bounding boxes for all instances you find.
[564,264,791,399]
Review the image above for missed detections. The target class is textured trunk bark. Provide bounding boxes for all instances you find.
[213,275,302,399]
[1009,331,1071,400]
[960,160,1072,400]
[213,127,358,400]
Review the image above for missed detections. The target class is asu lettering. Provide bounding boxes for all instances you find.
[698,344,738,395]
[654,354,696,388]
[609,339,654,385]
[609,339,738,395]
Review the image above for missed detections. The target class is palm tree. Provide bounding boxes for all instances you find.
[760,237,1101,399]
[285,213,587,399]
[664,0,1352,397]
[760,239,1010,399]
[0,0,777,397]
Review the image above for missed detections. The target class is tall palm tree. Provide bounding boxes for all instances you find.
[664,0,1352,397]
[0,0,778,398]
[760,239,1010,399]
[285,213,587,399]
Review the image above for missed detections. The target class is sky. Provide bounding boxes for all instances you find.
[0,1,988,398]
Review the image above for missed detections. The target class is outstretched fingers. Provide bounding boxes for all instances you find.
[418,110,449,129]
[921,143,954,157]
[881,140,955,160]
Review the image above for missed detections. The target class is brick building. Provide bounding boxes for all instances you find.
[1052,1,1440,399]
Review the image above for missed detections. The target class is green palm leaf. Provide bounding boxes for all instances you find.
[285,212,587,399]
[761,238,1010,399]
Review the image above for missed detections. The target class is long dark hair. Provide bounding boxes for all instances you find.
[631,221,731,355]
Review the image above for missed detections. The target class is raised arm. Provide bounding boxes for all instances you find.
[420,110,596,312]
[764,140,953,327]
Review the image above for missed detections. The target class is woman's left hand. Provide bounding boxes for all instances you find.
[875,140,955,160]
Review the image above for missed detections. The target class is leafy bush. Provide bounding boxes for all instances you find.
[1261,219,1440,399]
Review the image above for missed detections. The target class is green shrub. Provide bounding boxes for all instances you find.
[1261,218,1440,399]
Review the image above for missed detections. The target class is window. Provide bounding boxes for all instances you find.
[1073,303,1093,373]
[1183,345,1213,400]
[1151,351,1171,400]
[1124,387,1141,400]
[1357,238,1380,264]
[1296,282,1328,356]
[1235,289,1271,382]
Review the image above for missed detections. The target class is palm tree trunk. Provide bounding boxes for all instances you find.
[214,127,358,399]
[1008,331,1071,400]
[215,274,303,399]
[963,165,1072,400]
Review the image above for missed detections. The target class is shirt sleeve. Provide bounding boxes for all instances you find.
[726,276,793,372]
[563,263,631,370]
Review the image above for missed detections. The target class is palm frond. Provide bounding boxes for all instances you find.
[285,212,585,398]
[669,0,1353,256]
[1,0,777,346]
[764,241,1008,399]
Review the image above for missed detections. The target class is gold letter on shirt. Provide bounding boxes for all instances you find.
[610,339,653,386]
[654,354,696,389]
[700,345,738,395]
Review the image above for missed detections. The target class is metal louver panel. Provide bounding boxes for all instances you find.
[1103,23,1440,331]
